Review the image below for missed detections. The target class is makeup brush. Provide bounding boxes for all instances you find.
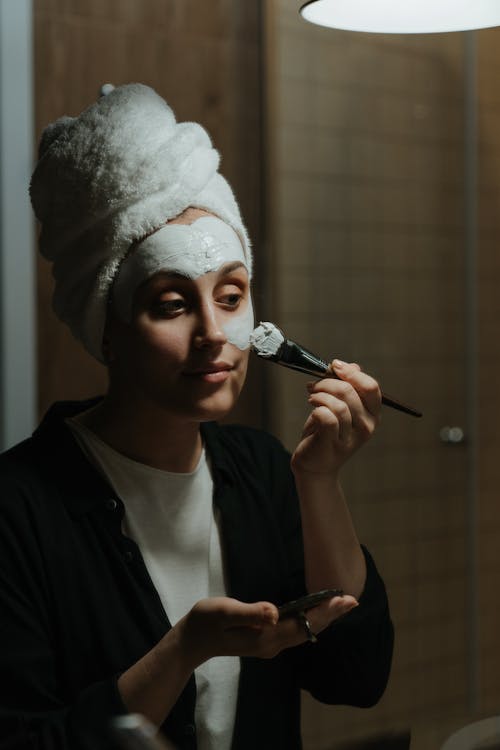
[249,321,422,418]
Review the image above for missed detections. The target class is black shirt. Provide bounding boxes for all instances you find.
[0,400,394,750]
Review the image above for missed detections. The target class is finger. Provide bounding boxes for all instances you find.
[224,601,279,628]
[326,361,361,375]
[228,617,305,658]
[330,360,381,417]
[197,597,279,627]
[307,406,343,443]
[307,378,367,428]
[307,392,352,443]
[300,411,322,440]
[324,593,358,619]
[306,595,359,636]
[308,374,363,408]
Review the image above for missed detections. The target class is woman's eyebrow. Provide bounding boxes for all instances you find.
[141,261,248,299]
[218,261,246,276]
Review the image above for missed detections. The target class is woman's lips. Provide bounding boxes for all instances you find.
[183,363,233,384]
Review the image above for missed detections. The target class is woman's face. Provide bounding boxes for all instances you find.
[106,213,253,423]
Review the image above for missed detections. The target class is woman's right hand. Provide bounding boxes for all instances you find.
[118,594,358,727]
[174,594,359,668]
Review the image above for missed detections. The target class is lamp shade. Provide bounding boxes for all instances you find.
[300,0,500,34]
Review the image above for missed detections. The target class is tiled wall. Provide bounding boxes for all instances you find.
[34,0,265,426]
[265,2,500,747]
[477,29,500,717]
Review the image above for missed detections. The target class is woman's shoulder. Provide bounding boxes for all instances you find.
[0,435,40,486]
[0,436,53,529]
[0,400,75,479]
[0,398,104,509]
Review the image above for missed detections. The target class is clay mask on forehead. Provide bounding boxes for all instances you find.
[113,216,254,350]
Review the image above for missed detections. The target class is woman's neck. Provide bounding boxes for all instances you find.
[77,394,203,473]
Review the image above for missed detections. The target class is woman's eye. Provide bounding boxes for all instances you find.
[217,285,245,308]
[221,293,242,307]
[153,297,187,316]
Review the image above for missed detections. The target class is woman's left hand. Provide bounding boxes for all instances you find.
[291,360,381,478]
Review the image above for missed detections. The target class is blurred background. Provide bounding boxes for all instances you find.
[2,0,500,747]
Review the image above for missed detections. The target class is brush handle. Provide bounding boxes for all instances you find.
[275,343,422,418]
[278,340,330,374]
[379,393,422,418]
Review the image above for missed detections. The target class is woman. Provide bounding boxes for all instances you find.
[0,84,393,750]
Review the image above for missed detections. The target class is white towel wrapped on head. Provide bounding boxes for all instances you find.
[30,83,252,361]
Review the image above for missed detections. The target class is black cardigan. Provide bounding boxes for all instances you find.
[0,400,394,750]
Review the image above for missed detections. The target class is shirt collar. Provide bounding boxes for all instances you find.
[32,401,235,516]
[200,421,235,484]
[32,398,116,516]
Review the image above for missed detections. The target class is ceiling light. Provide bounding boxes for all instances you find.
[300,0,500,34]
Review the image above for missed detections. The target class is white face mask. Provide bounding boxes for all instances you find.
[113,215,254,350]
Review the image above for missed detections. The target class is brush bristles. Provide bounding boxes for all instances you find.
[249,321,285,358]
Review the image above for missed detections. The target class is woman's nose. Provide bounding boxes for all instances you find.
[193,303,227,349]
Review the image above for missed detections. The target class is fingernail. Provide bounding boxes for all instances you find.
[333,359,348,370]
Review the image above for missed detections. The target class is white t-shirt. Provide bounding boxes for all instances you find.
[67,418,240,750]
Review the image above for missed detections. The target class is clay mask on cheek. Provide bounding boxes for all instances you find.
[222,296,255,350]
[112,216,254,348]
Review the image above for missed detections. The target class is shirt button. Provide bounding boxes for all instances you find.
[105,498,118,511]
[124,549,134,562]
[183,724,196,737]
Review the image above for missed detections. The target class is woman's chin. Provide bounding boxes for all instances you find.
[190,382,244,422]
[194,398,238,423]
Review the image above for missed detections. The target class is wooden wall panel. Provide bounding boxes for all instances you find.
[34,0,265,426]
